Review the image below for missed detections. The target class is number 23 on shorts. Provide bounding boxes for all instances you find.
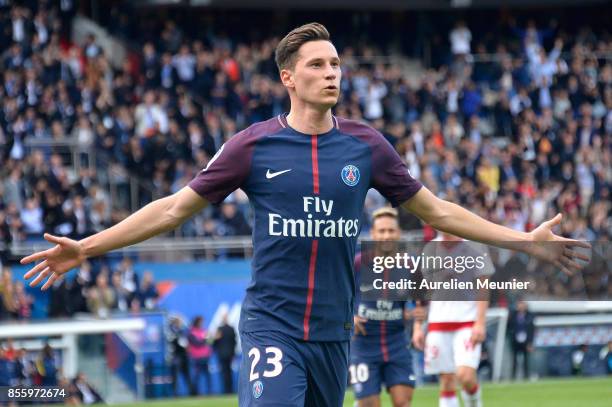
[248,346,284,381]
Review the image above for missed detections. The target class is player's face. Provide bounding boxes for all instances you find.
[371,216,401,241]
[283,40,341,110]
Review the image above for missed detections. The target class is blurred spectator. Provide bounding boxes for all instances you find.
[86,272,116,318]
[138,271,159,310]
[214,313,237,394]
[72,372,103,404]
[48,277,72,318]
[508,300,535,380]
[167,316,192,396]
[0,347,9,387]
[59,375,82,406]
[2,339,16,362]
[13,281,33,320]
[363,80,387,120]
[83,34,101,59]
[188,315,211,396]
[571,344,588,376]
[599,341,612,375]
[49,261,89,318]
[116,257,139,304]
[134,90,169,138]
[449,20,471,57]
[129,296,141,314]
[111,271,130,312]
[35,343,58,386]
[173,45,196,84]
[218,201,251,237]
[0,268,16,319]
[14,347,32,386]
[20,197,44,236]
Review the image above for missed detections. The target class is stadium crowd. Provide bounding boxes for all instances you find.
[0,3,609,259]
[0,257,159,320]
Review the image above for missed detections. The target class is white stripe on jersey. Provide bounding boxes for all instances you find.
[202,143,225,172]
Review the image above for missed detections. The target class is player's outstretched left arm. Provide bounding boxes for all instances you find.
[403,187,590,274]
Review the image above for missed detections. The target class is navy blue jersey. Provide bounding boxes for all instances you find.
[189,114,422,341]
[353,253,410,361]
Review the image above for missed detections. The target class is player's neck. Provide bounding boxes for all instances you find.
[286,106,333,135]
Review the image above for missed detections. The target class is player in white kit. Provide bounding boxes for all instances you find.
[412,232,493,407]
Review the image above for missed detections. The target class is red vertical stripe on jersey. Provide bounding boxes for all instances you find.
[311,135,320,194]
[380,320,389,362]
[303,135,320,341]
[381,266,389,361]
[303,239,319,340]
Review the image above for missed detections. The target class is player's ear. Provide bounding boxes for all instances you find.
[280,68,295,89]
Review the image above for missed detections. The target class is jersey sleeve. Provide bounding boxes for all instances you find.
[370,130,422,207]
[188,127,255,204]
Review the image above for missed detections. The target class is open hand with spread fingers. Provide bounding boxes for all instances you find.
[21,233,87,290]
[526,214,591,275]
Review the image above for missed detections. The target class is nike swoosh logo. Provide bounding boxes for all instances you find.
[266,169,292,179]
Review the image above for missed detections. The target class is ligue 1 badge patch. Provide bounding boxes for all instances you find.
[252,380,264,399]
[341,164,360,187]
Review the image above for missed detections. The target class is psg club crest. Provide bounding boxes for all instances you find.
[341,165,360,187]
[252,380,264,399]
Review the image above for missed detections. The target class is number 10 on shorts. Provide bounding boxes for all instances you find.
[349,363,369,384]
[248,347,284,381]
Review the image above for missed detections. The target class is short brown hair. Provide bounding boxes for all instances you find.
[372,207,398,222]
[275,22,330,71]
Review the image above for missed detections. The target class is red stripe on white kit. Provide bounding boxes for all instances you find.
[428,321,475,332]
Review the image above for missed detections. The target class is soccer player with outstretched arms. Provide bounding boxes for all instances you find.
[22,23,587,407]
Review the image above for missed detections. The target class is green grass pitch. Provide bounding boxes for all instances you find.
[117,377,611,406]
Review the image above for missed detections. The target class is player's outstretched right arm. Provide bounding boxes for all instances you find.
[21,186,208,290]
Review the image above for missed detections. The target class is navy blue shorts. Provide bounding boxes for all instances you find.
[238,330,349,406]
[350,347,415,400]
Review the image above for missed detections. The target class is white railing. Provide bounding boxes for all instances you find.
[0,317,145,378]
[6,231,424,257]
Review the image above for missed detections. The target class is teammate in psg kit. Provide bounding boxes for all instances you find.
[21,23,588,407]
[351,207,418,407]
